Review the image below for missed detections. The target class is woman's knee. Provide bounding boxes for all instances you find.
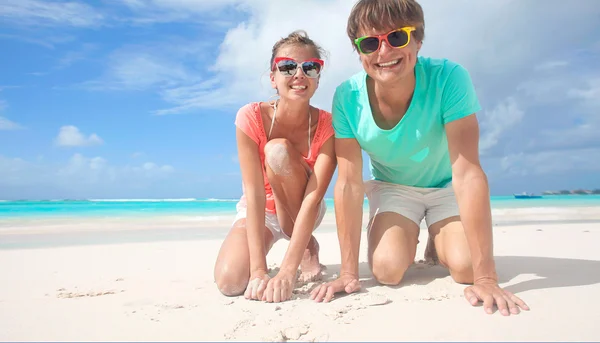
[264,138,293,175]
[214,263,249,296]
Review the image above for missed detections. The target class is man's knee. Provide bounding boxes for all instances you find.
[445,254,474,284]
[370,252,412,286]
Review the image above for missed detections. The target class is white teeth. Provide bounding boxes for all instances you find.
[291,85,307,90]
[378,59,399,67]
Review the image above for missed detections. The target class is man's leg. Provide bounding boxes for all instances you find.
[368,212,420,285]
[425,185,474,284]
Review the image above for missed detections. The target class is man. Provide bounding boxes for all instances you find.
[310,0,529,316]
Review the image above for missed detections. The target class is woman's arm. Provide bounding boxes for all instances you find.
[278,135,337,276]
[236,127,269,278]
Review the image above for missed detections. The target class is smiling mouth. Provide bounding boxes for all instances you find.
[291,85,307,90]
[376,59,401,68]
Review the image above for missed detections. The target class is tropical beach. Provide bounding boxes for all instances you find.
[1,197,600,341]
[1,0,600,341]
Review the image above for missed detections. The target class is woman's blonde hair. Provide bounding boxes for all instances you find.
[270,30,326,68]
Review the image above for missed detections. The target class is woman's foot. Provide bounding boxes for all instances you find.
[299,236,324,283]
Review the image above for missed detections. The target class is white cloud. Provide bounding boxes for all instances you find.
[0,99,24,130]
[56,43,98,69]
[112,0,599,117]
[79,40,207,93]
[478,97,525,154]
[117,0,251,25]
[55,125,103,147]
[0,153,175,196]
[568,77,600,108]
[0,116,23,130]
[535,60,569,71]
[500,148,600,176]
[0,0,103,27]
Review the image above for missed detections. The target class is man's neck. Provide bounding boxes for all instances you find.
[371,72,416,110]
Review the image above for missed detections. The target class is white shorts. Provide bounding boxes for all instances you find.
[364,179,460,229]
[233,200,327,243]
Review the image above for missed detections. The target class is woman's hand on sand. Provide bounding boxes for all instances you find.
[309,273,361,302]
[244,272,271,301]
[464,280,530,316]
[262,271,295,303]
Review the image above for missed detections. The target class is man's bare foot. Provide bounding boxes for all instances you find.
[424,235,439,265]
[299,236,324,283]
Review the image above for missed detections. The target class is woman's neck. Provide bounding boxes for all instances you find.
[274,98,311,128]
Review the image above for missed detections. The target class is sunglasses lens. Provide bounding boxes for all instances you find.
[387,30,409,48]
[302,61,322,78]
[359,37,380,54]
[277,60,298,76]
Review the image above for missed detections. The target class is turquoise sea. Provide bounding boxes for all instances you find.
[2,195,600,219]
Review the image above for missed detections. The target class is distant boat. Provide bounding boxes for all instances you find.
[514,192,543,199]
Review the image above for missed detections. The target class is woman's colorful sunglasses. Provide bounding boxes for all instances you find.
[272,57,324,78]
[354,26,416,55]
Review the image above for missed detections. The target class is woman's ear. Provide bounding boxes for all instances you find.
[270,71,277,89]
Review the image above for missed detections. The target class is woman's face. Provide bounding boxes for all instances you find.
[270,45,322,102]
[356,26,422,85]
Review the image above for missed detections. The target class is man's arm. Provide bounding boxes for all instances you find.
[310,137,364,302]
[334,137,365,278]
[445,114,496,282]
[446,114,529,315]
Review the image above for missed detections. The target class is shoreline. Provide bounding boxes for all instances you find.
[1,206,600,251]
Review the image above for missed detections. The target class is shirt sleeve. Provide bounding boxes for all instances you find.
[318,111,335,142]
[441,64,482,124]
[331,87,356,139]
[234,103,261,145]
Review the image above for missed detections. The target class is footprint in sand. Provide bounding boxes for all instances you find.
[224,318,254,340]
[56,287,123,299]
[282,325,310,340]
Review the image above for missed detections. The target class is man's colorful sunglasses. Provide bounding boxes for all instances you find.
[272,57,324,78]
[354,26,416,55]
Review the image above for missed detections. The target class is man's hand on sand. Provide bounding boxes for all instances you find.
[310,273,361,302]
[244,272,271,301]
[464,280,530,316]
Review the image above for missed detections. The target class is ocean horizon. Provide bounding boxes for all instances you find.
[2,195,600,219]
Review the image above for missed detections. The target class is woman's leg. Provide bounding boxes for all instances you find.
[214,219,274,296]
[263,138,322,280]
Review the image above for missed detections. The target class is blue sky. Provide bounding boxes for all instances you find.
[1,0,599,200]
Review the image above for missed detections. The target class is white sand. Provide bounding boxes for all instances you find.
[1,209,600,341]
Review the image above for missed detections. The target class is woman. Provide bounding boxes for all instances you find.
[310,0,529,316]
[214,31,336,303]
